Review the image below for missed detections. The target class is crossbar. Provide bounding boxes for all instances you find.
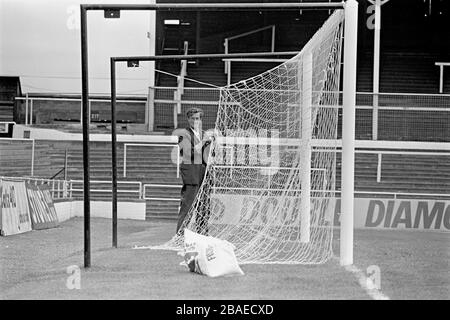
[112,51,298,62]
[82,3,344,11]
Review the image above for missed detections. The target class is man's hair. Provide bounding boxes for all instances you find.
[186,107,204,119]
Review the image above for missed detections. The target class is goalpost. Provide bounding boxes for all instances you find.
[150,5,357,265]
[81,1,357,267]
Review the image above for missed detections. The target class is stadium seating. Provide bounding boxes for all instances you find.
[336,153,450,196]
[0,140,62,178]
[357,51,446,94]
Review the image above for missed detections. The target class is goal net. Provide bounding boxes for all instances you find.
[152,10,344,264]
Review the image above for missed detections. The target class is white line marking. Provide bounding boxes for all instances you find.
[335,258,390,300]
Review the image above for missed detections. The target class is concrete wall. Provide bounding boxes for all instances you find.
[12,124,177,142]
[54,199,146,222]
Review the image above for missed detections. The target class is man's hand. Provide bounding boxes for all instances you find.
[202,130,216,142]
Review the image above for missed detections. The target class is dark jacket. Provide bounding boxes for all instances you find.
[179,127,211,185]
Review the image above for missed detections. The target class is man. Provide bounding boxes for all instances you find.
[176,107,213,235]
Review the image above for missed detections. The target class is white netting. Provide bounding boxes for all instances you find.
[151,10,344,264]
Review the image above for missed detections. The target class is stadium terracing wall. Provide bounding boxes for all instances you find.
[2,0,450,232]
[1,175,448,234]
[1,124,449,231]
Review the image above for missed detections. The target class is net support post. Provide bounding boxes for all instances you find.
[372,1,381,140]
[110,58,118,248]
[80,4,91,268]
[300,52,313,243]
[340,0,358,266]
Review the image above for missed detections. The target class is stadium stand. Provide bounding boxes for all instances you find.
[2,0,450,219]
[0,77,21,122]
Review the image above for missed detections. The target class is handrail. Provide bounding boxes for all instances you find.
[224,25,276,74]
[435,62,450,93]
[143,183,450,201]
[15,96,146,126]
[226,25,276,42]
[49,167,65,180]
[69,179,143,199]
[143,183,181,201]
[48,149,68,180]
[155,35,166,85]
[1,176,70,199]
[174,40,189,123]
[15,97,146,102]
[210,187,450,200]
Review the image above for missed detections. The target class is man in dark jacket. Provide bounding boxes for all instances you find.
[176,107,212,235]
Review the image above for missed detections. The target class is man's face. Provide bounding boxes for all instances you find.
[188,112,202,130]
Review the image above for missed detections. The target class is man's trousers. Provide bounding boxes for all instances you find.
[176,183,211,235]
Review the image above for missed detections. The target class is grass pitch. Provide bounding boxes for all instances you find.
[0,217,448,300]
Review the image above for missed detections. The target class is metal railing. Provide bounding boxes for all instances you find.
[0,176,71,199]
[139,143,450,203]
[146,88,450,140]
[15,95,146,126]
[48,149,69,180]
[223,57,288,85]
[435,62,450,93]
[209,187,450,200]
[356,149,450,183]
[224,25,276,74]
[15,89,450,141]
[143,183,181,201]
[142,184,450,202]
[354,92,450,141]
[148,86,221,130]
[69,180,143,199]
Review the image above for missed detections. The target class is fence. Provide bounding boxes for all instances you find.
[148,88,450,142]
[13,90,450,142]
[143,184,180,201]
[141,139,450,202]
[69,180,143,200]
[223,24,276,75]
[148,86,220,130]
[353,92,450,142]
[2,141,449,205]
[0,176,146,201]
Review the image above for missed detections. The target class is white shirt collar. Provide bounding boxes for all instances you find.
[191,127,201,140]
